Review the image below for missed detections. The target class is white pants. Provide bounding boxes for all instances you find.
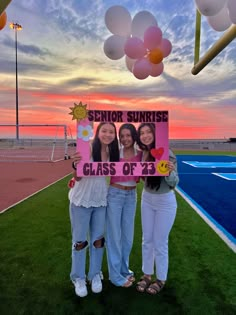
[141,190,177,281]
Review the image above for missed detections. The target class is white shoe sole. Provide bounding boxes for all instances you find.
[75,289,88,297]
[92,286,102,293]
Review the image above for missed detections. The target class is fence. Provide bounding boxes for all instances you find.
[0,124,76,162]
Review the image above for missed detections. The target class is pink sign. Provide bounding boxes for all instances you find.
[76,110,169,176]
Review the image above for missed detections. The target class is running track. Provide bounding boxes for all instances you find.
[0,159,72,213]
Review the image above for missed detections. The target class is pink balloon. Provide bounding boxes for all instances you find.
[124,37,146,59]
[159,38,172,58]
[132,58,151,80]
[144,26,162,50]
[150,62,164,77]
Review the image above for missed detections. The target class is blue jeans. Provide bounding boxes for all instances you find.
[106,186,136,286]
[69,203,106,281]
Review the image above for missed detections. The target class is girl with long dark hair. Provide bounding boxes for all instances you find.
[106,123,142,287]
[136,123,179,295]
[69,122,119,297]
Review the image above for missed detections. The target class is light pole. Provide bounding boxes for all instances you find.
[9,22,22,140]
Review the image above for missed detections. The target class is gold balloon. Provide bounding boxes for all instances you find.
[0,11,7,31]
[148,48,163,64]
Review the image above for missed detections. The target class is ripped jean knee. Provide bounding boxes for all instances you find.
[73,240,88,251]
[93,237,105,248]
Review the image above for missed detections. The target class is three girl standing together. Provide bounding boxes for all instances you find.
[68,122,179,297]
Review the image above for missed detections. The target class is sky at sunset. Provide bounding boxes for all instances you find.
[0,0,236,139]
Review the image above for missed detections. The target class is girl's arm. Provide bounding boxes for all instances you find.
[71,152,82,181]
[164,151,179,188]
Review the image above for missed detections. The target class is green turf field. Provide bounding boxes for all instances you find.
[0,171,235,315]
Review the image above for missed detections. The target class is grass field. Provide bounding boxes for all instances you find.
[0,152,236,314]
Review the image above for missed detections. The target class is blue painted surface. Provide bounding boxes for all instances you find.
[177,186,236,245]
[183,161,236,168]
[213,173,236,180]
[177,155,236,239]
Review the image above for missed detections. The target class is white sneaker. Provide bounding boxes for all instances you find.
[73,278,88,297]
[91,273,102,293]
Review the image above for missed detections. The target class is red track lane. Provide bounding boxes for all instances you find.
[0,159,73,213]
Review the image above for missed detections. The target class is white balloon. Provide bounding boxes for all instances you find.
[207,6,232,32]
[125,55,136,72]
[228,0,236,24]
[105,5,132,36]
[131,11,157,38]
[195,0,227,16]
[103,35,126,60]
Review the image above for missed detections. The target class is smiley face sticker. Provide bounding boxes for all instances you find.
[69,101,88,122]
[156,160,169,175]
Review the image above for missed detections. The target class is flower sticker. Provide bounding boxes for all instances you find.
[78,125,93,141]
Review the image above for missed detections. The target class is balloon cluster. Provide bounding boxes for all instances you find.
[103,6,172,80]
[195,0,236,32]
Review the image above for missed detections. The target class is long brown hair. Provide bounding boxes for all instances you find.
[137,122,162,190]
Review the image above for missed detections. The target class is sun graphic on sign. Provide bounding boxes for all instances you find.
[69,102,88,121]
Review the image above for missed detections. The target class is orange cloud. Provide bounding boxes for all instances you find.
[1,88,235,140]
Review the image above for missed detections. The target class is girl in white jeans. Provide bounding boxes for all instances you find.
[136,123,179,295]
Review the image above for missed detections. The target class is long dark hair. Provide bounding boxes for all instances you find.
[92,122,119,162]
[119,123,138,145]
[137,122,162,190]
[137,123,155,154]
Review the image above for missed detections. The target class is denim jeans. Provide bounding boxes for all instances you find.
[141,190,177,281]
[69,202,106,281]
[106,186,136,286]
